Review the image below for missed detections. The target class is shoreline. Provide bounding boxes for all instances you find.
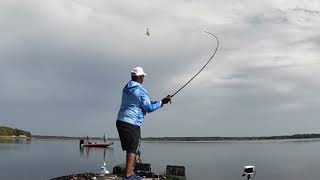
[0,136,31,140]
[28,133,320,142]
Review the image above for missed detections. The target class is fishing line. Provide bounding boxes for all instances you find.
[170,31,220,98]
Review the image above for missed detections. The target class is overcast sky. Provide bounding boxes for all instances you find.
[1,0,319,138]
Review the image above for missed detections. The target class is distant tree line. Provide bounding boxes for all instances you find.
[0,126,32,137]
[142,134,320,141]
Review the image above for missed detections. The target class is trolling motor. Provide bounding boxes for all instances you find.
[79,139,85,148]
[242,165,256,180]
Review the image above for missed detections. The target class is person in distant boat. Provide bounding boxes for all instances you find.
[116,67,171,180]
[86,136,92,144]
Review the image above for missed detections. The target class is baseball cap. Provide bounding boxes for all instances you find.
[131,67,147,76]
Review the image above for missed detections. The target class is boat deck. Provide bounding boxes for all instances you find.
[49,164,186,180]
[49,173,186,180]
[49,173,160,180]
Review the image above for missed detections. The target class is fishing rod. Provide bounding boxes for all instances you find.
[170,31,220,98]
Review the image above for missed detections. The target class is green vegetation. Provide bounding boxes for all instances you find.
[32,135,81,140]
[32,135,117,141]
[0,136,16,140]
[142,134,320,141]
[32,133,320,142]
[0,126,32,137]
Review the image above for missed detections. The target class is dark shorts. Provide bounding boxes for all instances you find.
[116,120,141,154]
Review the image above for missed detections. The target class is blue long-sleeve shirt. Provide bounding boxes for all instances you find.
[117,81,162,126]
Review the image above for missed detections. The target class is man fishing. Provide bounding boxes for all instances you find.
[116,67,171,180]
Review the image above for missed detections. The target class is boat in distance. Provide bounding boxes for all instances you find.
[80,137,113,148]
[81,141,114,148]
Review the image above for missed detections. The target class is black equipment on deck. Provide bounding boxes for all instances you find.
[166,165,186,177]
[134,163,158,178]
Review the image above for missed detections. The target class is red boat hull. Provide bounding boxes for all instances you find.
[81,142,113,148]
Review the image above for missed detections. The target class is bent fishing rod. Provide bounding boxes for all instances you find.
[169,31,220,100]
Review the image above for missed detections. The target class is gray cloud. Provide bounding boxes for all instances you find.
[1,0,319,137]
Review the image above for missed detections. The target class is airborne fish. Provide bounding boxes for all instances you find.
[146,28,150,36]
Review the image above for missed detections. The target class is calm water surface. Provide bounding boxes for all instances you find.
[1,139,320,180]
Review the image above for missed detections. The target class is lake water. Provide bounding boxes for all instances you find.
[1,139,320,180]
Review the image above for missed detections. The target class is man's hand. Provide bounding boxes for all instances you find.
[161,95,172,106]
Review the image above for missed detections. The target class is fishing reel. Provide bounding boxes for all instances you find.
[242,165,256,180]
[167,95,172,104]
